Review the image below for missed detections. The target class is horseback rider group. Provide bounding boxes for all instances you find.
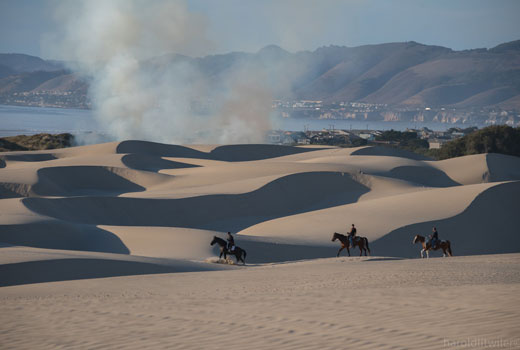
[212,224,448,262]
[347,224,442,250]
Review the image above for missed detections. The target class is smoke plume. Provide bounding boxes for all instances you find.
[44,0,275,144]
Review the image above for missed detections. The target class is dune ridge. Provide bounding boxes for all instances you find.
[1,141,519,350]
[0,141,519,285]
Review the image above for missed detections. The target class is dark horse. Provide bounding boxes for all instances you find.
[210,236,247,264]
[413,234,453,258]
[331,232,370,257]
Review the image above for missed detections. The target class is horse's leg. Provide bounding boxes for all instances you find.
[426,250,430,258]
[219,249,223,259]
[337,247,344,257]
[346,246,351,257]
[359,244,363,256]
[420,249,424,258]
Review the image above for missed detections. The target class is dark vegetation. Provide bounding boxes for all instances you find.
[429,125,520,159]
[0,133,74,152]
[378,126,520,159]
[376,130,429,151]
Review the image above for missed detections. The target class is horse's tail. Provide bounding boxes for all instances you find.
[447,240,453,256]
[242,249,247,261]
[364,237,370,255]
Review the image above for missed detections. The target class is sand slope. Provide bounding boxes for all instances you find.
[1,254,518,350]
[2,142,520,349]
[0,245,233,287]
[1,142,519,283]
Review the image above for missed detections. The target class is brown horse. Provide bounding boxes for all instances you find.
[412,234,453,258]
[331,232,370,257]
[210,236,247,264]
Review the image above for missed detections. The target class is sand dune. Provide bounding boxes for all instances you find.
[350,145,431,160]
[1,142,519,262]
[1,253,518,349]
[1,141,519,349]
[100,225,337,263]
[238,182,499,244]
[384,165,460,186]
[33,166,147,196]
[22,171,371,232]
[116,140,321,161]
[1,153,57,162]
[430,153,490,185]
[121,153,200,172]
[431,152,520,185]
[486,153,520,181]
[0,220,130,253]
[0,245,233,287]
[373,180,520,257]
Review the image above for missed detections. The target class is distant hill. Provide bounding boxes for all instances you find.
[142,40,520,110]
[0,70,69,94]
[0,54,88,108]
[0,53,64,77]
[0,40,519,109]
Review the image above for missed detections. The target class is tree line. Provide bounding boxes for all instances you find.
[375,125,520,160]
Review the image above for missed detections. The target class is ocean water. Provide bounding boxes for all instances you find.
[0,104,481,140]
[0,105,102,137]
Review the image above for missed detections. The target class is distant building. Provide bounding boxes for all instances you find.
[358,133,376,141]
[266,131,282,143]
[428,139,448,149]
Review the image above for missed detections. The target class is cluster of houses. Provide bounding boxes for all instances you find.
[266,127,474,149]
[266,129,379,146]
[272,101,520,128]
[414,127,477,149]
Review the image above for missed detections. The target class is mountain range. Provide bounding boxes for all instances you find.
[1,40,519,110]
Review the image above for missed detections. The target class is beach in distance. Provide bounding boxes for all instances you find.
[1,141,519,349]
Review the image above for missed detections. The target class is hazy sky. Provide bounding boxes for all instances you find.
[1,0,519,58]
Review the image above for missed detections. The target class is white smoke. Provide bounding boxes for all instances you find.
[43,0,274,144]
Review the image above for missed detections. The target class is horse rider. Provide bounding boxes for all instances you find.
[429,227,439,249]
[348,224,357,248]
[226,231,235,251]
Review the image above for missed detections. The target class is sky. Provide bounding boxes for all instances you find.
[0,0,519,59]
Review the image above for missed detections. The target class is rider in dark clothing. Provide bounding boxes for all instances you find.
[429,227,439,249]
[226,231,235,251]
[348,224,357,248]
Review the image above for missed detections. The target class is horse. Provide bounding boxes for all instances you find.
[210,236,247,264]
[331,232,370,257]
[412,234,453,258]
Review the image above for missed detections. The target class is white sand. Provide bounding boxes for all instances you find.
[1,142,519,349]
[1,254,519,350]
